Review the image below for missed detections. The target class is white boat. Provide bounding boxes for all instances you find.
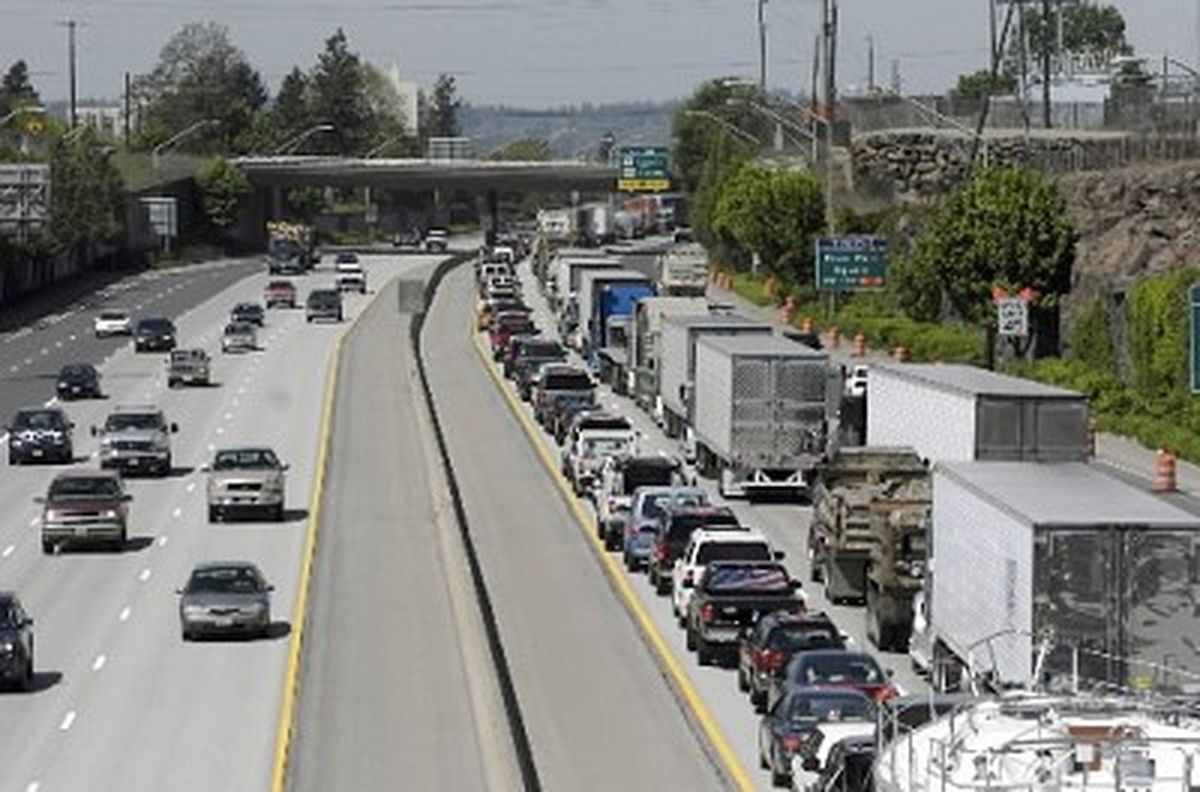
[875,693,1200,791]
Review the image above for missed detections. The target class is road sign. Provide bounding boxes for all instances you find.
[140,196,177,238]
[996,297,1029,338]
[814,236,887,291]
[1191,284,1200,393]
[617,146,670,193]
[0,164,50,242]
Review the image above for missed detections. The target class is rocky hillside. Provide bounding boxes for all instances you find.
[1059,161,1200,297]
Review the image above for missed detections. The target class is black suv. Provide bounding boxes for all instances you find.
[6,408,74,465]
[134,317,177,352]
[738,611,844,711]
[56,363,101,400]
[0,592,34,691]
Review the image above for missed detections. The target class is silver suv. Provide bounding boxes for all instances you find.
[93,406,178,476]
[204,447,287,522]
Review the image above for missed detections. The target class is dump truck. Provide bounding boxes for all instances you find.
[657,314,772,439]
[808,447,930,651]
[867,363,1090,463]
[692,335,831,499]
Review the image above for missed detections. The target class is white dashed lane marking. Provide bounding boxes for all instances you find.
[92,655,106,672]
[138,568,151,582]
[2,545,13,558]
[119,606,131,622]
[59,711,76,731]
[172,507,182,518]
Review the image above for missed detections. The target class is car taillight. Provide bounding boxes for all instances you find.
[780,734,808,754]
[874,686,898,703]
[700,603,716,623]
[653,542,667,561]
[756,649,785,670]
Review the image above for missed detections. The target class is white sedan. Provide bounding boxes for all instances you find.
[94,310,133,338]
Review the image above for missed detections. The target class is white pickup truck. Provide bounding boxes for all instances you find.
[336,260,367,293]
[671,528,776,625]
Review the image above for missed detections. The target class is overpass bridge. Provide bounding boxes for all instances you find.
[231,155,618,192]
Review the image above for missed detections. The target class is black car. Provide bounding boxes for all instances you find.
[0,593,34,691]
[134,318,177,352]
[739,611,845,711]
[56,363,101,400]
[334,252,359,265]
[808,733,875,792]
[6,408,74,465]
[758,688,875,788]
[231,302,265,327]
[305,289,344,323]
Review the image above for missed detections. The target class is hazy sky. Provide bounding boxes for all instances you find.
[2,0,1195,107]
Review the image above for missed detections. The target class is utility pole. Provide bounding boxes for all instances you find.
[63,19,78,128]
[123,72,131,147]
[1041,0,1053,128]
[867,35,876,93]
[757,0,769,92]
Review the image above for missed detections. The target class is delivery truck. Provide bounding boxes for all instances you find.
[552,256,621,335]
[912,461,1200,695]
[657,314,772,439]
[691,334,831,499]
[867,363,1090,463]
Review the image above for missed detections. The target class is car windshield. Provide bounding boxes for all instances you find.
[543,373,592,390]
[138,319,173,333]
[170,351,201,363]
[225,323,252,335]
[105,413,162,431]
[14,410,65,430]
[785,693,875,723]
[695,541,772,564]
[582,437,629,457]
[235,304,261,314]
[268,281,293,290]
[60,365,91,379]
[800,655,886,686]
[213,449,280,470]
[767,626,842,652]
[641,491,707,520]
[187,567,263,594]
[0,602,21,628]
[99,311,127,321]
[521,342,562,358]
[48,476,121,499]
[624,465,679,489]
[668,512,739,540]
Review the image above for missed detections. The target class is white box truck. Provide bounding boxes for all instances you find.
[628,297,710,409]
[913,461,1200,694]
[658,314,771,438]
[867,363,1090,463]
[692,335,830,499]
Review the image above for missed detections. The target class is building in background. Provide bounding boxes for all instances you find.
[386,63,420,137]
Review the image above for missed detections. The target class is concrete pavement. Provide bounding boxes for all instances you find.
[424,264,727,791]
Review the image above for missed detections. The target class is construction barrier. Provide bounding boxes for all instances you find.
[1153,449,1178,493]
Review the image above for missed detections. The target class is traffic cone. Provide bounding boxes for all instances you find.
[1153,449,1177,493]
[765,276,777,297]
[852,333,867,358]
[779,297,796,325]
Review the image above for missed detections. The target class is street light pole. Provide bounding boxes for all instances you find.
[274,124,335,156]
[758,0,769,92]
[152,118,218,170]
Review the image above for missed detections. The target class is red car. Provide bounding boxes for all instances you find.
[264,280,297,309]
[489,312,537,359]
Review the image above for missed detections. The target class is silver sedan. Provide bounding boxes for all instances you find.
[178,562,273,640]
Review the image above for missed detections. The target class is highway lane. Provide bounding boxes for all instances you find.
[0,254,426,792]
[424,263,727,791]
[288,273,491,791]
[478,258,929,791]
[0,259,261,427]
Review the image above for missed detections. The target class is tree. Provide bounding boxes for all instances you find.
[286,187,327,222]
[47,130,124,262]
[0,60,40,117]
[309,28,376,154]
[135,23,267,154]
[271,67,310,141]
[671,79,771,195]
[897,167,1075,325]
[954,69,1017,100]
[427,74,461,138]
[488,138,552,161]
[196,157,250,230]
[1016,3,1131,65]
[711,162,825,283]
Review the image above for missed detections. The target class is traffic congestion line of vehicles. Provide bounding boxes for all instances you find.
[481,220,1200,789]
[475,240,909,791]
[0,251,365,691]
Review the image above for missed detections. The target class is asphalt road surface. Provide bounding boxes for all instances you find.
[469,257,930,791]
[288,270,494,791]
[0,259,260,427]
[0,254,427,792]
[424,263,727,791]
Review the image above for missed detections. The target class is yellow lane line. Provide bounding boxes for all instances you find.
[470,320,756,792]
[269,285,388,792]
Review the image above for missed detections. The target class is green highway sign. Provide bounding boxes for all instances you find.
[815,235,888,291]
[1191,284,1200,393]
[617,146,671,192]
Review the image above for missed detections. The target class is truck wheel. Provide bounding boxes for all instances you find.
[21,658,34,692]
[751,687,767,714]
[770,765,790,789]
[685,626,696,651]
[113,529,126,552]
[272,504,284,522]
[208,505,220,523]
[41,540,53,555]
[737,665,749,692]
[655,576,670,596]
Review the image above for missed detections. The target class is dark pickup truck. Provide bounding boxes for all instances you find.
[533,365,594,428]
[647,506,741,594]
[684,561,805,666]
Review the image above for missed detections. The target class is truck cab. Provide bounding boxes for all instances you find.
[565,428,637,498]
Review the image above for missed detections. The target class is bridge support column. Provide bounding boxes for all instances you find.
[484,188,498,246]
[267,185,284,221]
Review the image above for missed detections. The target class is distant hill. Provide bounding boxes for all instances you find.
[460,101,677,160]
